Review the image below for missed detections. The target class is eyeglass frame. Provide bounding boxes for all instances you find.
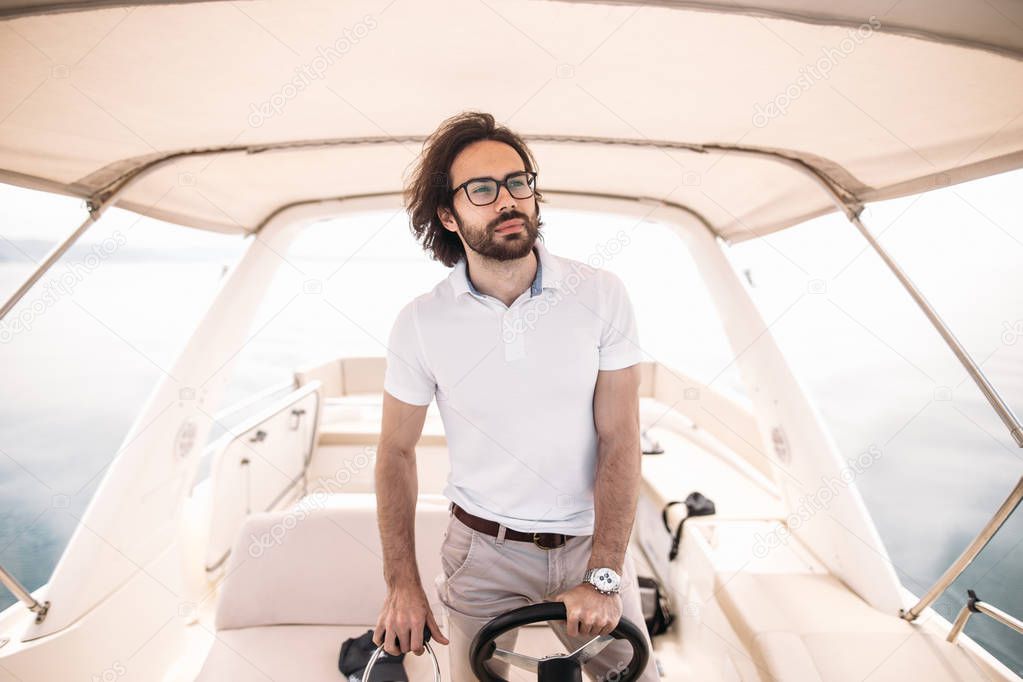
[449,170,538,206]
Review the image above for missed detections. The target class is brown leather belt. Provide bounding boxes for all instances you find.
[451,503,573,550]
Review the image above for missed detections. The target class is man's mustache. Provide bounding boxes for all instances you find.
[489,212,531,231]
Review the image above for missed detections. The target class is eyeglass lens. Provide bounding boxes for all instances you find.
[464,172,534,205]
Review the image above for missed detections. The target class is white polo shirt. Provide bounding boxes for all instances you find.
[383,239,643,534]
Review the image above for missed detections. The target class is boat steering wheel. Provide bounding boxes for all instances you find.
[469,601,649,682]
[363,602,649,681]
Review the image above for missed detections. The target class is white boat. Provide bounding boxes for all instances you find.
[1,1,1021,680]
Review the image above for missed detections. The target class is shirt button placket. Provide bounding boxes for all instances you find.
[503,304,526,361]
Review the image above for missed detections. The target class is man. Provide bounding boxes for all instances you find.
[373,111,658,681]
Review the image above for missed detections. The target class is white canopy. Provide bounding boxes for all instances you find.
[1,0,1022,242]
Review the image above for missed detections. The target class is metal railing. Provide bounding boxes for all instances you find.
[901,476,1022,622]
[843,212,1023,449]
[948,589,1023,643]
[0,564,48,623]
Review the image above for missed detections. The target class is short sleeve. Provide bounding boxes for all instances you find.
[598,271,643,371]
[382,300,436,406]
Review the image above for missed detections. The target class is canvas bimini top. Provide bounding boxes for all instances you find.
[0,0,1022,242]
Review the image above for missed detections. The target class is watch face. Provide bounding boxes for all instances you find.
[591,568,621,592]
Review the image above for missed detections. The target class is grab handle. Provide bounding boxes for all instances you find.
[364,626,441,681]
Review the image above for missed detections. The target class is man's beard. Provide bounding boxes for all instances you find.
[455,208,540,263]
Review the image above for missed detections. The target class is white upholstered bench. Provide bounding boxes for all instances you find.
[196,493,451,681]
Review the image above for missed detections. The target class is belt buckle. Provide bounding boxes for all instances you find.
[532,532,565,550]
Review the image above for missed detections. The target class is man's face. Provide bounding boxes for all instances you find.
[440,139,540,262]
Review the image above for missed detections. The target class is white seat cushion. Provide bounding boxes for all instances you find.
[196,624,447,681]
[716,572,991,681]
[213,494,449,630]
[198,493,575,680]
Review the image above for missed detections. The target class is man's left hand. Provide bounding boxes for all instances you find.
[552,583,623,638]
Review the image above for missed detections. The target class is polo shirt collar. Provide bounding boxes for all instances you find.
[449,239,564,299]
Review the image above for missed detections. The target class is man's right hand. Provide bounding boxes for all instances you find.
[373,584,450,656]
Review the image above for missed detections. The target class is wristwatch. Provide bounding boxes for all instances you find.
[583,567,622,595]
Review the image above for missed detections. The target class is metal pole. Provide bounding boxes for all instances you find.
[845,212,1023,448]
[1,198,109,322]
[671,143,1023,447]
[974,600,1023,637]
[0,151,192,324]
[902,476,1023,621]
[0,564,48,623]
[947,589,1023,643]
[947,602,973,642]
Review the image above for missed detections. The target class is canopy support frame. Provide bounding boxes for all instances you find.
[845,208,1023,448]
[903,476,1023,623]
[0,196,108,322]
[0,564,48,624]
[784,162,1023,449]
[0,154,197,322]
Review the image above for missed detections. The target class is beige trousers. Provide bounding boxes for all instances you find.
[433,509,660,681]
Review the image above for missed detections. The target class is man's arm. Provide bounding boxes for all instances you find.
[376,390,428,588]
[553,364,642,638]
[373,390,449,655]
[588,363,643,574]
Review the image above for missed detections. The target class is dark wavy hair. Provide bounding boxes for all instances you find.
[404,111,544,267]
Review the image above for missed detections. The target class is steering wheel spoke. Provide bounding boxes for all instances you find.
[492,647,542,672]
[567,634,615,663]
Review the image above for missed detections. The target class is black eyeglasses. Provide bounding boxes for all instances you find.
[450,171,537,206]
